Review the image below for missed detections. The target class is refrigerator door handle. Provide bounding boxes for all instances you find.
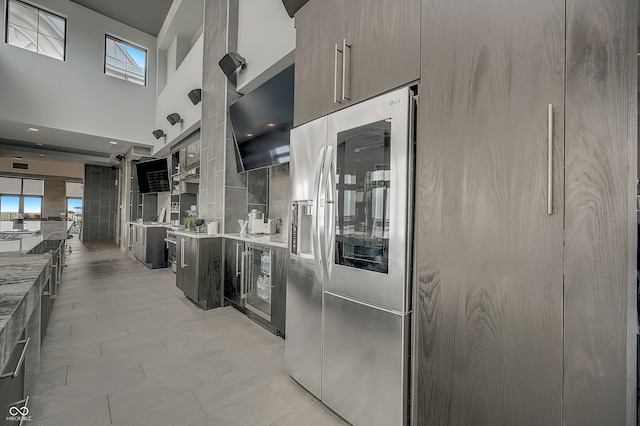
[312,146,326,281]
[321,145,335,280]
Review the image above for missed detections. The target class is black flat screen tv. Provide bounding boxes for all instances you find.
[136,158,170,193]
[229,64,294,173]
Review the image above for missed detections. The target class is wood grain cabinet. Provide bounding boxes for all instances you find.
[293,0,420,126]
[413,0,566,424]
[413,0,632,424]
[176,236,223,310]
[131,225,167,269]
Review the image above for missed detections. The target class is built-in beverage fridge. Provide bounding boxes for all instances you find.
[224,239,286,337]
[244,246,273,321]
[286,86,416,426]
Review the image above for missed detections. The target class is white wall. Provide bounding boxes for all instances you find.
[236,0,295,94]
[153,34,203,155]
[0,158,84,178]
[0,0,158,146]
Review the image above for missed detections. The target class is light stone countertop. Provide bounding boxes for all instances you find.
[169,230,222,239]
[0,221,73,253]
[224,233,288,249]
[0,254,51,374]
[129,222,170,229]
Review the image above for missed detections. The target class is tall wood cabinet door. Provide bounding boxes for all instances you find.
[563,0,632,424]
[343,0,420,105]
[293,0,343,126]
[413,0,565,424]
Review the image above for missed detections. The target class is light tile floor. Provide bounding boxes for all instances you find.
[30,238,348,426]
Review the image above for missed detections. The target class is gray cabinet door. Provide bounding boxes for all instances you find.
[176,237,187,291]
[343,0,420,106]
[413,0,565,424]
[270,246,287,335]
[183,237,199,303]
[293,0,343,126]
[563,0,631,424]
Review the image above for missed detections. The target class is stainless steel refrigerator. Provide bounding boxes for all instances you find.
[286,86,416,426]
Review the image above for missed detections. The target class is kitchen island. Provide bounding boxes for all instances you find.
[0,220,73,412]
[0,252,52,417]
[0,220,74,253]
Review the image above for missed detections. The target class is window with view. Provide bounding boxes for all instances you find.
[105,35,146,86]
[0,177,43,220]
[5,0,66,61]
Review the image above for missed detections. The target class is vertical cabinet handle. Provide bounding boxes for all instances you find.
[180,239,187,268]
[334,44,342,104]
[341,39,351,102]
[240,252,248,299]
[547,104,553,215]
[235,242,242,276]
[1,337,29,379]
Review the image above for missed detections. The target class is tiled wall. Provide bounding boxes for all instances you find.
[268,163,289,238]
[200,0,290,235]
[82,165,118,243]
[200,0,240,228]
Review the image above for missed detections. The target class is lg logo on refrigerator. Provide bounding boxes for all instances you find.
[389,98,402,106]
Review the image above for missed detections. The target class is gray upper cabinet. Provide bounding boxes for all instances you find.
[294,0,342,126]
[293,0,420,126]
[413,0,565,424]
[343,0,420,107]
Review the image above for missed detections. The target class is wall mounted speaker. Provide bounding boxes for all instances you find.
[152,129,165,139]
[218,52,246,84]
[281,0,310,17]
[188,89,202,105]
[166,113,182,126]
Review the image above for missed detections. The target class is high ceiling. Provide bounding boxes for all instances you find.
[69,0,173,37]
[0,1,173,168]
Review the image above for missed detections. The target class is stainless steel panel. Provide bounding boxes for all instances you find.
[290,116,328,202]
[414,0,564,424]
[322,292,409,426]
[285,255,323,398]
[326,87,411,313]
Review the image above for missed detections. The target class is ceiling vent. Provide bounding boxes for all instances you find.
[13,162,28,170]
[128,146,152,160]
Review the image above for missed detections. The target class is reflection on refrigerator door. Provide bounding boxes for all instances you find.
[285,116,327,400]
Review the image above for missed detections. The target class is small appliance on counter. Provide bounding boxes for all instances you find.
[248,209,278,235]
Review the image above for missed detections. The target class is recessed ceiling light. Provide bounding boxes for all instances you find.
[267,123,275,127]
[27,127,39,132]
[247,133,253,137]
[188,154,194,157]
[14,156,22,160]
[36,143,43,146]
[110,141,118,145]
[40,154,44,157]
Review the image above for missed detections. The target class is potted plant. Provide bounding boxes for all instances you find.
[184,210,197,231]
